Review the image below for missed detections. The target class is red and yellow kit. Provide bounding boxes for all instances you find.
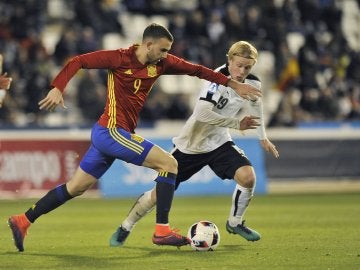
[52,45,229,132]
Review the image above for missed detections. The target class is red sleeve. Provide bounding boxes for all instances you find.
[163,54,229,86]
[52,50,123,92]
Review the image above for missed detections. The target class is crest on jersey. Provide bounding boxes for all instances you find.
[131,133,145,143]
[208,82,219,94]
[147,65,157,77]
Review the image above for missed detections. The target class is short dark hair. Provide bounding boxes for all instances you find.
[142,23,174,42]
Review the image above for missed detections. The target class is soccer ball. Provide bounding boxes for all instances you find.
[187,220,220,251]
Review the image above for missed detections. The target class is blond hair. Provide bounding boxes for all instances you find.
[227,41,258,62]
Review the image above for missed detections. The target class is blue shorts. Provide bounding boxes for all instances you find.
[80,123,154,179]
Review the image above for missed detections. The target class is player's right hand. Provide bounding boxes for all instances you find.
[239,115,260,130]
[260,138,279,158]
[38,87,67,111]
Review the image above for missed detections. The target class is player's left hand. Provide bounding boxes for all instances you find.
[239,115,260,130]
[260,138,279,158]
[38,87,67,111]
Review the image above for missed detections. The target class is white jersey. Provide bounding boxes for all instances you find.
[173,64,266,154]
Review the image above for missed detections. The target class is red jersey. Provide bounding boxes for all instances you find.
[52,45,229,132]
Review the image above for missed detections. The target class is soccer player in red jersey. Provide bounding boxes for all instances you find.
[8,23,261,252]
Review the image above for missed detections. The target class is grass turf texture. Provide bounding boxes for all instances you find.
[1,193,359,270]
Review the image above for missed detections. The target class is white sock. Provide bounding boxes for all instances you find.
[228,184,253,227]
[121,190,155,231]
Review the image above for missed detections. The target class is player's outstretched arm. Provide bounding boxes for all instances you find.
[38,87,66,111]
[260,139,279,158]
[227,79,262,101]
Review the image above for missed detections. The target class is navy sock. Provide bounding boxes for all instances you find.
[155,172,177,224]
[25,184,73,223]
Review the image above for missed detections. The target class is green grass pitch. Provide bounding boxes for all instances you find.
[1,192,359,270]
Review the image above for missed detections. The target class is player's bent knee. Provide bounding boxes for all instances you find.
[143,146,178,173]
[234,166,256,188]
[157,153,178,173]
[165,154,178,173]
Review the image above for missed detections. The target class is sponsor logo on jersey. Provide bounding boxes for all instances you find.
[147,65,157,77]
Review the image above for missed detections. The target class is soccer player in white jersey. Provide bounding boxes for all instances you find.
[110,41,279,246]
